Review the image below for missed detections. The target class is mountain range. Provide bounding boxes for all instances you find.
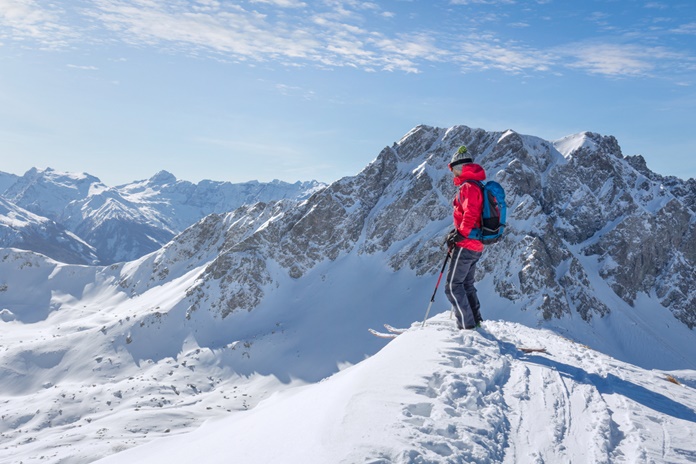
[0,124,694,463]
[0,168,324,264]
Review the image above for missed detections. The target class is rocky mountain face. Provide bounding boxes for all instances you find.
[0,168,324,264]
[173,124,694,329]
[2,126,692,327]
[2,124,694,463]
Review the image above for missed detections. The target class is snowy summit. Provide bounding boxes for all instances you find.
[96,314,696,464]
[0,124,695,463]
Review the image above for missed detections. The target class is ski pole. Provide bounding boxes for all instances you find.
[421,248,452,328]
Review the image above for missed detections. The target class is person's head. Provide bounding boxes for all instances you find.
[448,145,473,175]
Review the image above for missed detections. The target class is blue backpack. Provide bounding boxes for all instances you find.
[465,180,507,244]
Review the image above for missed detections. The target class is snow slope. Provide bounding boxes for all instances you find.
[1,124,695,463]
[0,197,98,264]
[1,168,325,263]
[95,313,696,464]
[1,245,695,464]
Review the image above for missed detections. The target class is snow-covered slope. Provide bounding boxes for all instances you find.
[0,171,19,194]
[1,168,325,264]
[95,314,696,464]
[0,197,98,264]
[1,124,695,463]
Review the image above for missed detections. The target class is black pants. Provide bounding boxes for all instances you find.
[444,246,482,329]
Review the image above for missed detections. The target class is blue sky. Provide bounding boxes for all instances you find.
[1,0,695,186]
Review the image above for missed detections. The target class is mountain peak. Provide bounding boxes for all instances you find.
[0,123,695,463]
[552,132,599,158]
[149,170,177,185]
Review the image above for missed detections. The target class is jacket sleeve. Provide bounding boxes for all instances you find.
[455,183,483,238]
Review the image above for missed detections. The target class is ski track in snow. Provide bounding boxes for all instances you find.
[371,318,696,464]
[399,324,511,463]
[87,314,696,464]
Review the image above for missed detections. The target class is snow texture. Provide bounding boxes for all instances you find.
[97,315,696,464]
[0,168,324,264]
[0,124,695,463]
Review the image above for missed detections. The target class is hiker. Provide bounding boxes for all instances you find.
[444,146,485,330]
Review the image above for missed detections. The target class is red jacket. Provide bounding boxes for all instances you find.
[452,163,486,252]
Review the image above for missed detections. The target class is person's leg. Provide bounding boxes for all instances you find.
[444,247,477,329]
[444,248,462,327]
[463,252,482,324]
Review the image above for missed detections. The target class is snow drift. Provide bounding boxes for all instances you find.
[1,124,695,463]
[96,315,696,464]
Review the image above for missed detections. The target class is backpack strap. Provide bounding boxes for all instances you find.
[461,179,484,189]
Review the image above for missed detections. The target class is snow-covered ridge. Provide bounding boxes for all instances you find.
[96,315,696,464]
[553,131,599,158]
[0,168,325,264]
[0,197,98,264]
[0,123,694,463]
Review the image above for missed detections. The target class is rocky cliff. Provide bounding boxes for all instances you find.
[164,124,694,328]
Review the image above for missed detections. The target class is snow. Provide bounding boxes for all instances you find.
[95,314,696,464]
[1,126,695,463]
[553,132,598,158]
[1,168,325,264]
[1,244,695,463]
[0,197,50,228]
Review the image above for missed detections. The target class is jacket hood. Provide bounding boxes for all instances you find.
[453,163,486,186]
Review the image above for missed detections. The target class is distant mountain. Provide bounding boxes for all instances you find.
[0,124,694,463]
[0,196,97,264]
[3,167,105,222]
[0,168,325,263]
[0,170,19,194]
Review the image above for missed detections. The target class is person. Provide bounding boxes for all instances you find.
[444,145,486,330]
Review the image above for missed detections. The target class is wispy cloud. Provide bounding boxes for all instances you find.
[562,43,655,77]
[249,0,307,8]
[644,2,669,9]
[449,0,516,4]
[274,83,317,100]
[558,42,694,78]
[67,64,99,71]
[0,0,76,46]
[456,38,552,74]
[84,0,441,73]
[1,0,694,82]
[87,0,320,61]
[672,22,696,35]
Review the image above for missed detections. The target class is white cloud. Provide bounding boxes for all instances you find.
[67,64,99,70]
[449,0,516,4]
[249,0,307,8]
[644,2,669,9]
[87,0,320,61]
[455,39,552,74]
[1,0,692,82]
[568,45,652,76]
[672,22,696,35]
[558,43,690,78]
[83,0,448,73]
[275,83,316,99]
[0,0,75,46]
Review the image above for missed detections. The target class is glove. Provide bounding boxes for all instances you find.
[444,228,466,248]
